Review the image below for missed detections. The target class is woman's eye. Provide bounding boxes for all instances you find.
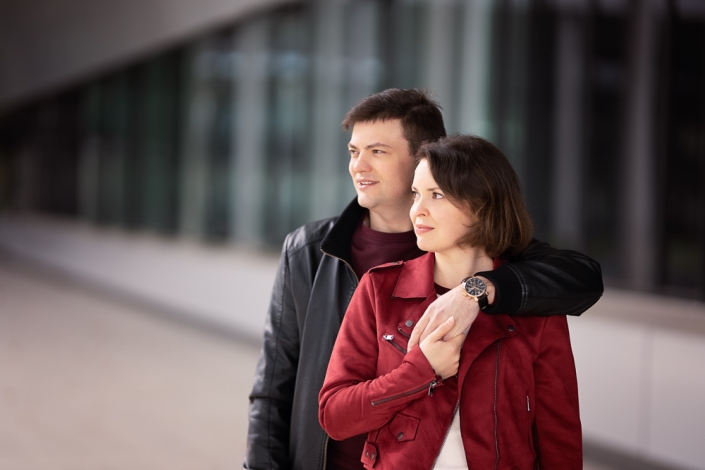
[411,190,419,198]
[432,192,444,199]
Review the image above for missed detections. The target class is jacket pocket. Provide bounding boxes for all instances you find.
[382,333,407,355]
[386,412,420,442]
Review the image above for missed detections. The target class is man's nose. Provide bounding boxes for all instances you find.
[352,150,371,172]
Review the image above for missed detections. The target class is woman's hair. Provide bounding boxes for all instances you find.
[416,134,533,258]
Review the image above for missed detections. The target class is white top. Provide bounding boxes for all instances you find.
[433,410,468,469]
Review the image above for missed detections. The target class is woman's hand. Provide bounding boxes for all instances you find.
[419,317,465,379]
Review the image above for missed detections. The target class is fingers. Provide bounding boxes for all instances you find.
[442,320,471,341]
[426,316,455,342]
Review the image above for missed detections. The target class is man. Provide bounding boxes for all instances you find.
[244,89,602,470]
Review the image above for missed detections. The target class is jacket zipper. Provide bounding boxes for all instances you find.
[371,379,438,406]
[493,340,501,470]
[320,250,360,285]
[383,334,407,354]
[321,434,329,470]
[430,400,460,469]
[318,251,356,470]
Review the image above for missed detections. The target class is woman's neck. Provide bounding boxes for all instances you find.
[433,246,494,288]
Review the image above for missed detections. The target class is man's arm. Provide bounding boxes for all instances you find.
[244,238,300,470]
[479,239,603,317]
[409,239,603,347]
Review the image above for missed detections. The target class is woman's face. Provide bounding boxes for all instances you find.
[410,159,474,253]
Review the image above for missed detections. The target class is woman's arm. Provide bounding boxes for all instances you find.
[318,274,439,441]
[532,316,582,468]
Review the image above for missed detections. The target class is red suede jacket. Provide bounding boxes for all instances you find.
[319,253,582,469]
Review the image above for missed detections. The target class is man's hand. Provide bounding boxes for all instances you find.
[408,277,495,349]
[419,317,465,379]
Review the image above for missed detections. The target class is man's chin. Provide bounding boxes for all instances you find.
[355,194,375,209]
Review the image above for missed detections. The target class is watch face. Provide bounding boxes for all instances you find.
[464,277,486,297]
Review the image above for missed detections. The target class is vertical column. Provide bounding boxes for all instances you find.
[458,0,494,137]
[309,0,346,221]
[77,84,102,222]
[423,0,458,131]
[230,18,270,244]
[621,0,659,289]
[178,41,213,238]
[501,0,529,181]
[552,9,585,249]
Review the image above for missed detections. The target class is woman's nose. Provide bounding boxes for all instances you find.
[410,197,427,218]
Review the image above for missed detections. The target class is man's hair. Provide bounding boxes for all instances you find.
[417,135,534,259]
[342,88,447,156]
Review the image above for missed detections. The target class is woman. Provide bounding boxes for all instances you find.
[318,135,582,469]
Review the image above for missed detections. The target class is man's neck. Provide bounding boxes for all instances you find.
[366,209,414,233]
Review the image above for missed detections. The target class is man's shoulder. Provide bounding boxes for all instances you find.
[283,216,339,254]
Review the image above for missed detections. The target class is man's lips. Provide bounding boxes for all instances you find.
[356,180,378,189]
[415,224,434,234]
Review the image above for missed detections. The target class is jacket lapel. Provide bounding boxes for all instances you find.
[456,312,518,388]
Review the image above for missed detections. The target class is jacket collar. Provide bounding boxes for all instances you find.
[320,198,367,265]
[392,252,507,299]
[392,252,436,299]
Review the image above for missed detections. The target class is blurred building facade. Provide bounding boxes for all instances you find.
[1,0,704,299]
[1,1,705,469]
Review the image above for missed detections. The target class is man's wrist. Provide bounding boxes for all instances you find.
[475,276,495,305]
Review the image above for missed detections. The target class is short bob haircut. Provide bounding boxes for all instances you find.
[416,134,533,259]
[342,88,447,156]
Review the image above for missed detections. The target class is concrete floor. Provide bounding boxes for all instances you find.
[0,257,620,470]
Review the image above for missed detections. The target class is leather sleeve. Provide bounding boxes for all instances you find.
[532,316,583,467]
[318,274,438,441]
[476,239,603,316]
[244,236,301,470]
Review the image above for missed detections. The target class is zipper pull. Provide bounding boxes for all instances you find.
[428,379,438,396]
[527,395,530,411]
[383,334,394,341]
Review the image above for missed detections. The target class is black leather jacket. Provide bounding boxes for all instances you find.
[244,199,603,470]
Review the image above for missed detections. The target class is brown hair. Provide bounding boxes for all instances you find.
[417,135,533,258]
[342,88,447,156]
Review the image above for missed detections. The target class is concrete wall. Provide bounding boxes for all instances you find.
[1,215,704,469]
[570,298,705,469]
[0,0,297,111]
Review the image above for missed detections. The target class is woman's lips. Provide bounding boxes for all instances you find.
[415,224,434,234]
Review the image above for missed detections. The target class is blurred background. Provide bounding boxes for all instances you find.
[0,0,703,469]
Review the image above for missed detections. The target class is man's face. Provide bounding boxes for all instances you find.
[348,119,417,223]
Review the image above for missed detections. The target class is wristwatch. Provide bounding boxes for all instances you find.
[461,276,489,310]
